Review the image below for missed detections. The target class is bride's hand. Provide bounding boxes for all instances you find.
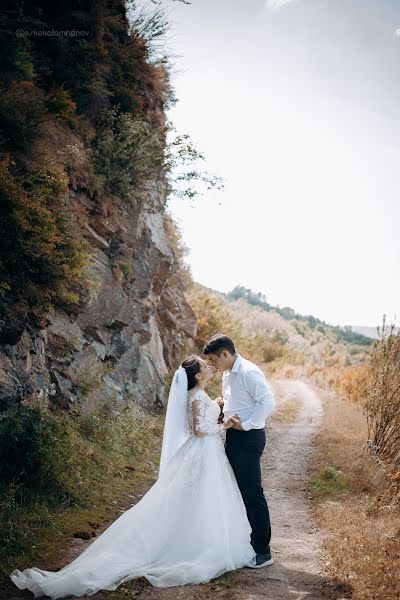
[223,416,235,430]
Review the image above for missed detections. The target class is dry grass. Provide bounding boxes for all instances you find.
[306,334,400,504]
[307,382,400,599]
[317,498,400,600]
[333,364,371,406]
[273,395,302,424]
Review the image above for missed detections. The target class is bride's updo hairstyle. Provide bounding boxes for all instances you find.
[181,355,202,391]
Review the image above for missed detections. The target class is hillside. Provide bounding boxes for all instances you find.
[0,1,197,414]
[188,283,372,371]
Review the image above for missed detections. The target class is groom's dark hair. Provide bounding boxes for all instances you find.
[203,333,236,356]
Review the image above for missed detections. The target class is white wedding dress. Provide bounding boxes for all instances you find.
[10,388,256,598]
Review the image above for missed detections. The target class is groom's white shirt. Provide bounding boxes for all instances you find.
[222,354,275,431]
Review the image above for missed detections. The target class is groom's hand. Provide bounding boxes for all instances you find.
[230,415,245,431]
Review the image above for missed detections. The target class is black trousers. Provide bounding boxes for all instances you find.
[225,427,271,555]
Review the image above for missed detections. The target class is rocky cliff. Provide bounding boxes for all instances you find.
[0,198,196,414]
[0,1,196,414]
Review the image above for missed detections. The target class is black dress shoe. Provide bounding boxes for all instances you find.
[246,552,274,568]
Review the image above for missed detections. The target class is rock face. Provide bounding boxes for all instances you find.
[0,192,196,414]
[0,0,198,415]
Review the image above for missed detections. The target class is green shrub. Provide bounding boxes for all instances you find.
[0,401,162,564]
[45,85,79,127]
[0,156,91,326]
[0,80,46,150]
[91,106,164,199]
[0,404,84,505]
[0,401,159,509]
[311,466,347,496]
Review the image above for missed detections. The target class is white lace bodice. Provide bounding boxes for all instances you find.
[187,388,225,437]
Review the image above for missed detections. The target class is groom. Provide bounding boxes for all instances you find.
[203,333,276,568]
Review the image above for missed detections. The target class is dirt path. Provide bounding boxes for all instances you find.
[115,378,346,599]
[114,378,347,600]
[8,378,349,600]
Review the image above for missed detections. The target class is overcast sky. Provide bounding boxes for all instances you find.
[142,0,399,328]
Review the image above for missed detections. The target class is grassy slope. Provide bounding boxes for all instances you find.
[191,283,372,373]
[1,412,164,598]
[306,378,399,600]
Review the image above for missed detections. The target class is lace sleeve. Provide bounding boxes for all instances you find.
[190,390,225,437]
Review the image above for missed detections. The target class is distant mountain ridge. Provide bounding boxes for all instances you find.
[227,286,374,346]
[190,283,373,368]
[346,325,399,340]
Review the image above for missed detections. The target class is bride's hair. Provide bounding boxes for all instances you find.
[181,355,202,391]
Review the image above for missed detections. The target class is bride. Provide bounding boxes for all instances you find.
[10,355,257,598]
